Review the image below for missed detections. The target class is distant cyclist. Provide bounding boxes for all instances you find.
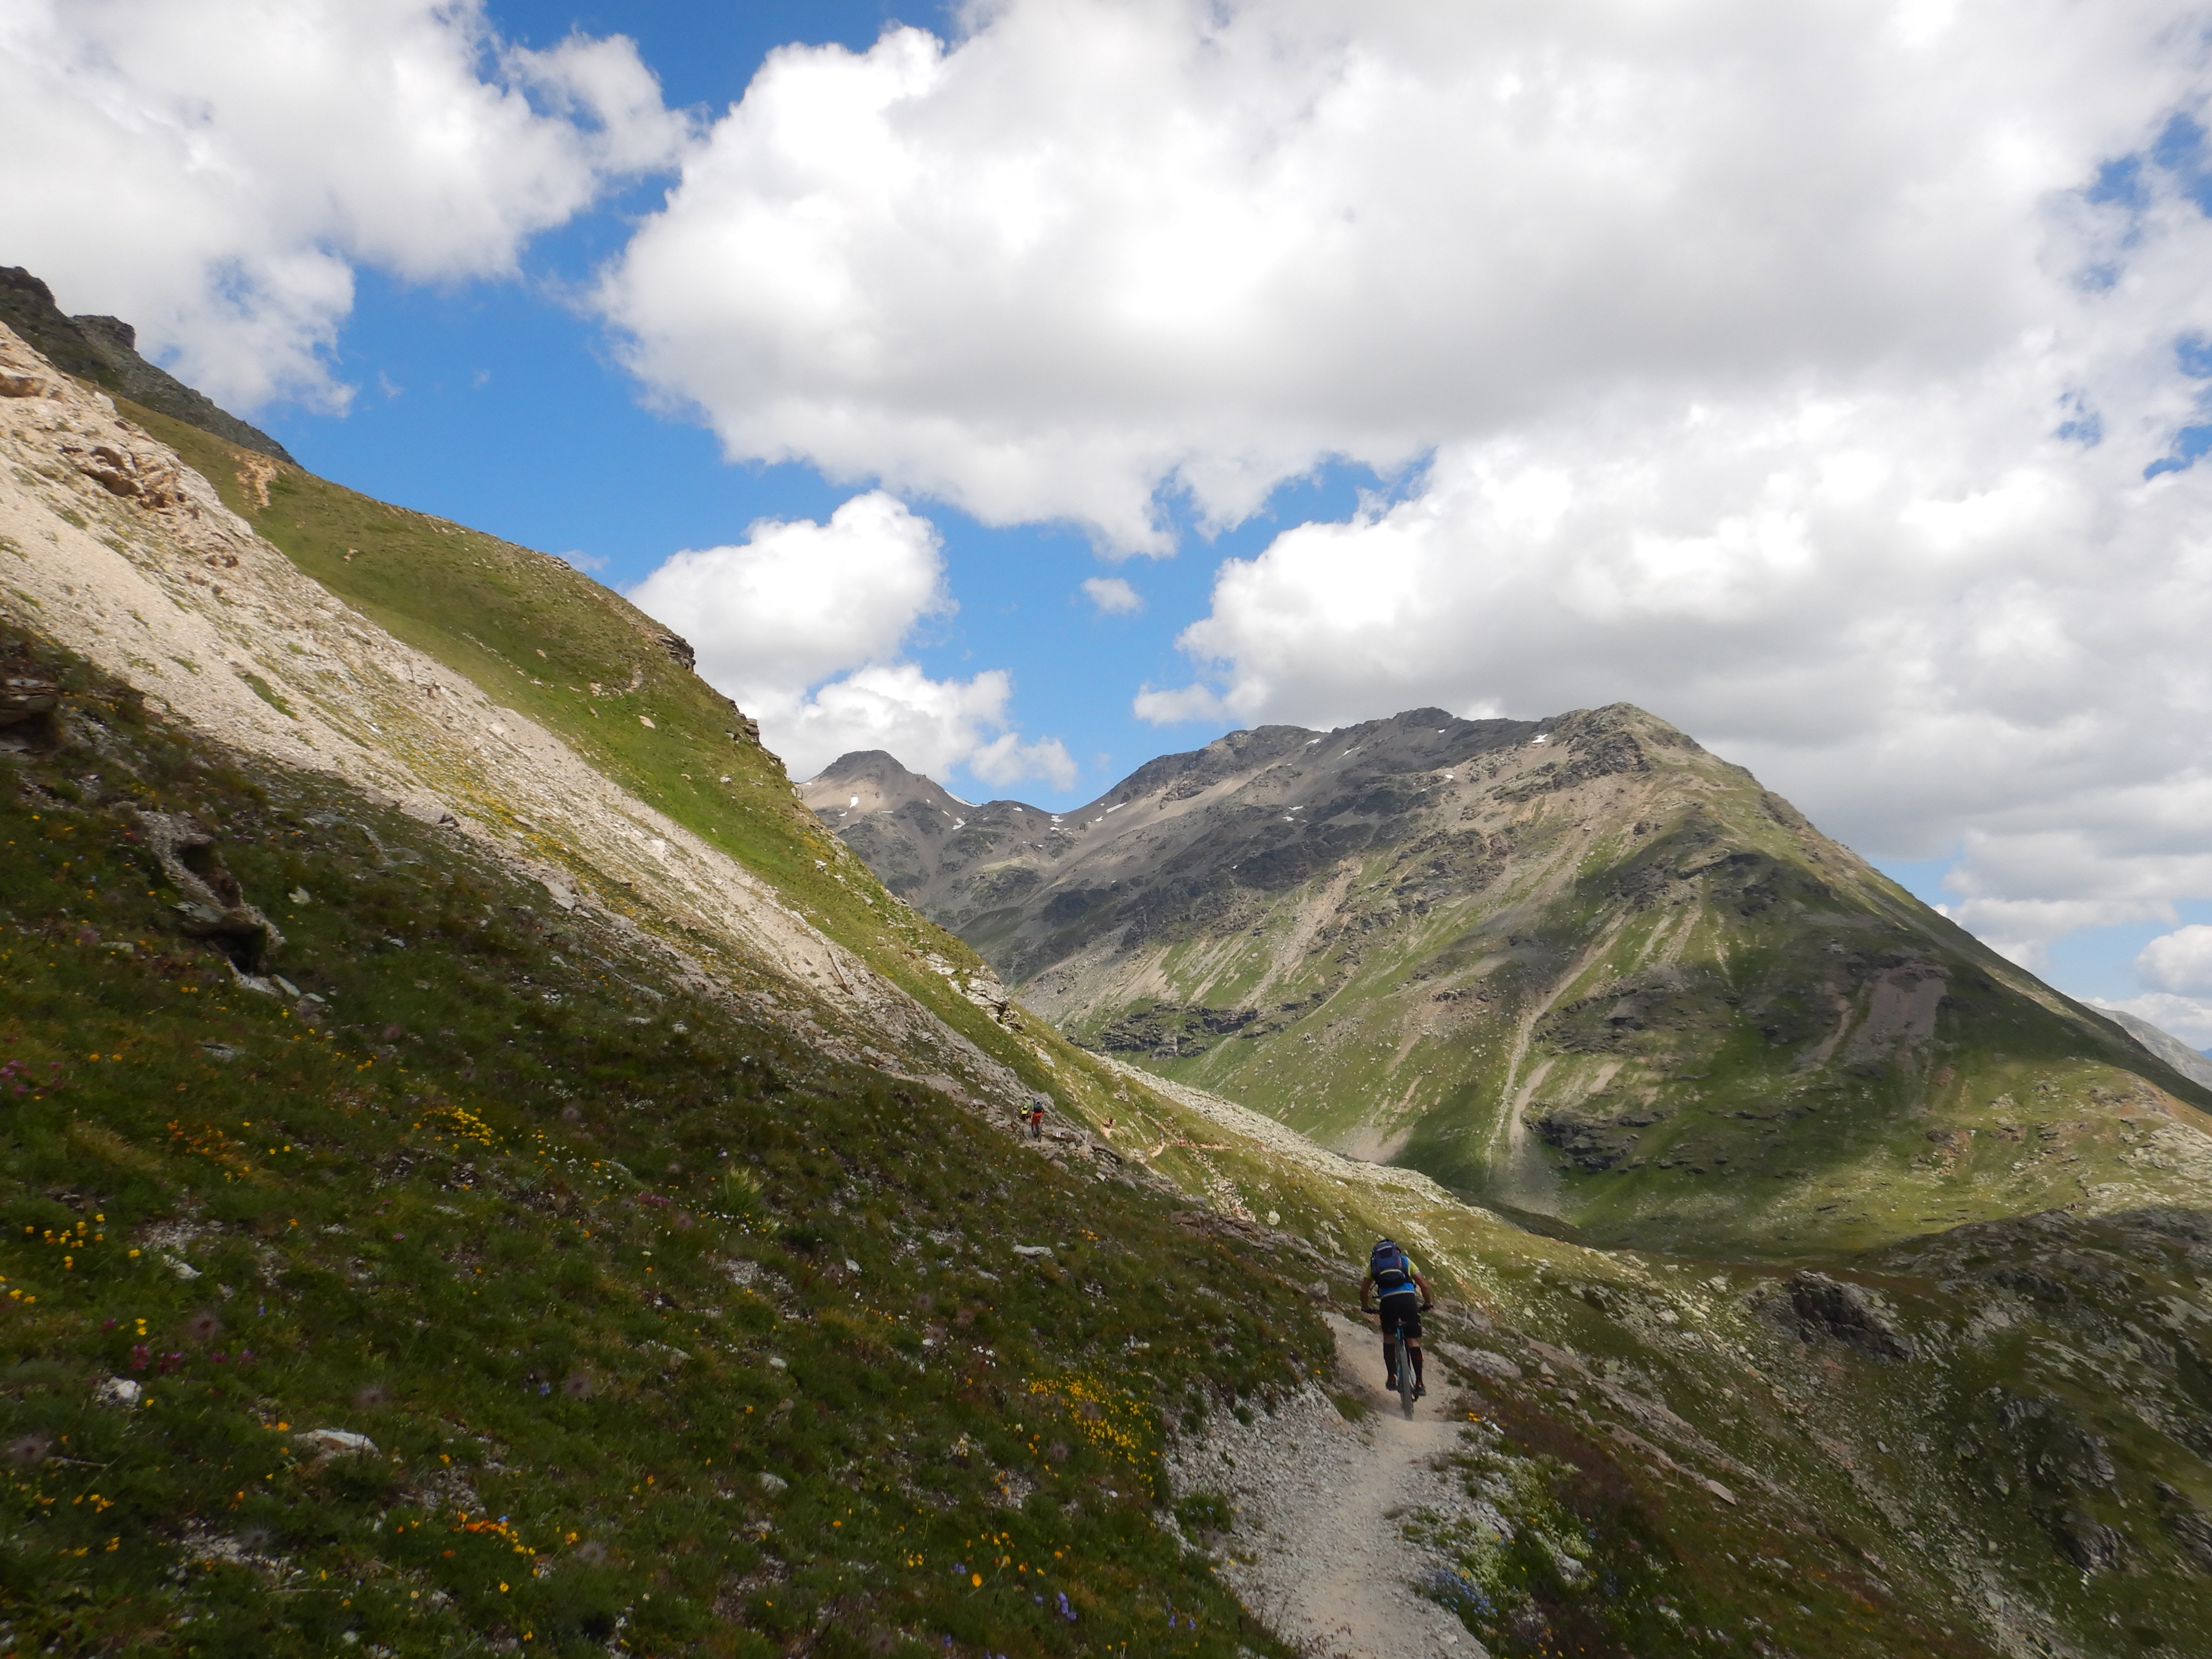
[1027,1096,1047,1140]
[1360,1237,1434,1399]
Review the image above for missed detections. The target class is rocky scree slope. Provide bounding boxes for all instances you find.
[808,713,2212,1258]
[0,314,1081,1127]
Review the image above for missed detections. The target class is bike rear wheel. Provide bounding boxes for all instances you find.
[1395,1329,1415,1418]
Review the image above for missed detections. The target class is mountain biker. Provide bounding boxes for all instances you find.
[1360,1237,1433,1399]
[1027,1096,1047,1140]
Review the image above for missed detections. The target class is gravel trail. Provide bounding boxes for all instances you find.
[1168,1312,1491,1659]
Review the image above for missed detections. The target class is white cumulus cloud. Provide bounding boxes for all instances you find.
[630,492,951,705]
[601,0,2202,548]
[1081,576,1143,615]
[2139,926,2212,997]
[970,731,1078,791]
[627,492,1070,788]
[0,0,687,409]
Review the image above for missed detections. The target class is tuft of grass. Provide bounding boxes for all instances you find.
[1172,1491,1233,1534]
[1326,1389,1370,1423]
[237,670,294,718]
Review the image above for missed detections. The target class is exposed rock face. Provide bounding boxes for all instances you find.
[1760,1270,1915,1361]
[131,809,284,971]
[804,707,1556,966]
[2159,1483,2212,1572]
[0,638,60,752]
[804,749,985,904]
[0,266,295,463]
[809,706,2212,1253]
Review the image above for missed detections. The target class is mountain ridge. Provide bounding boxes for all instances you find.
[0,264,296,463]
[805,706,2212,1259]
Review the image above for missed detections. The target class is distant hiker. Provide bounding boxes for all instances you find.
[1027,1097,1047,1139]
[1360,1237,1434,1399]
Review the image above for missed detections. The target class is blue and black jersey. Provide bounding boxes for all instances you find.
[1369,1246,1420,1301]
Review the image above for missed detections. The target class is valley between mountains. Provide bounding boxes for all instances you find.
[7,291,2212,1659]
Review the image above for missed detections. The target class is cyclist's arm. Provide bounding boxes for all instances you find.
[1357,1270,1375,1313]
[1413,1271,1435,1307]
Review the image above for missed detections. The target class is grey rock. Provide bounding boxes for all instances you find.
[1764,1270,1915,1361]
[2052,1510,2127,1572]
[2157,1483,2212,1573]
[0,267,294,462]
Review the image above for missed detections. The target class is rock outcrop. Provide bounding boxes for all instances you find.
[0,266,295,463]
[130,809,285,971]
[1759,1269,1915,1361]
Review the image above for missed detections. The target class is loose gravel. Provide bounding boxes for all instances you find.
[1168,1312,1495,1658]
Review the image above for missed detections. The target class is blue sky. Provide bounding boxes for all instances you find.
[243,0,1328,808]
[14,0,2212,1039]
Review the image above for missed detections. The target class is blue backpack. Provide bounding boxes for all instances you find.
[1370,1241,1415,1297]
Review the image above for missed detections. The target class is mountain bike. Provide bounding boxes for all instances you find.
[1393,1324,1416,1419]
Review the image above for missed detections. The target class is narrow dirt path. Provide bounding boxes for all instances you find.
[1167,1313,1490,1658]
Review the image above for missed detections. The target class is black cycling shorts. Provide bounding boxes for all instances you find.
[1377,1296,1423,1339]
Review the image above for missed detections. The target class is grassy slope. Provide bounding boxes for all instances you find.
[0,622,1329,1657]
[1039,710,2212,1257]
[1129,1074,2212,1658]
[119,401,1285,1221]
[51,402,2212,1656]
[119,407,1039,1084]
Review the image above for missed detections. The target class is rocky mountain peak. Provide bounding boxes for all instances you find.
[803,746,976,820]
[0,265,294,463]
[817,701,2212,1254]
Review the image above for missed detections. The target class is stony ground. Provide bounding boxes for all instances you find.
[1169,1312,1493,1658]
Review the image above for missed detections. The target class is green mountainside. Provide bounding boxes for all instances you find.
[11,305,2212,1657]
[803,709,2212,1258]
[0,626,1316,1657]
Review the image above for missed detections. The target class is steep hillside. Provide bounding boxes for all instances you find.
[0,267,294,463]
[804,710,2212,1257]
[14,303,2212,1659]
[21,614,2212,1659]
[0,623,1321,1657]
